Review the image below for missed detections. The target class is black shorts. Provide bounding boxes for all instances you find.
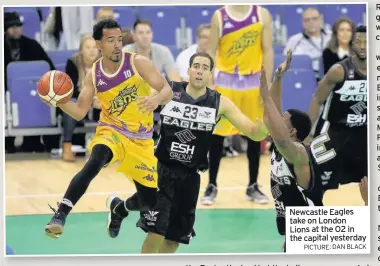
[137,161,200,244]
[312,119,367,190]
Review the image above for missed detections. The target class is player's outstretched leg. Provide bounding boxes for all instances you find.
[44,144,113,239]
[106,181,156,238]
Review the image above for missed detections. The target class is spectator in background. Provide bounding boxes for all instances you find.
[61,34,99,162]
[95,7,115,22]
[95,8,134,47]
[4,11,56,153]
[283,8,331,80]
[43,7,63,50]
[123,19,181,82]
[121,28,134,46]
[322,17,355,74]
[175,24,211,81]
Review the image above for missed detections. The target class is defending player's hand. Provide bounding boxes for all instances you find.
[137,96,160,115]
[259,66,270,100]
[275,49,292,77]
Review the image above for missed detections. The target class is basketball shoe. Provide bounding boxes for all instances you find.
[45,203,67,239]
[106,196,128,238]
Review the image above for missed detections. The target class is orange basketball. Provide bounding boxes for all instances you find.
[38,70,74,106]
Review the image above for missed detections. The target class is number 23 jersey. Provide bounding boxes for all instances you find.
[155,81,221,171]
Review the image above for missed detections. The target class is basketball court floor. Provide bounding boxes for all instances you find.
[5,153,364,255]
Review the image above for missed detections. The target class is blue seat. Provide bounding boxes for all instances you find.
[47,50,77,72]
[38,6,51,20]
[138,6,181,46]
[4,7,37,14]
[282,69,317,113]
[273,44,284,54]
[113,7,137,28]
[179,5,221,42]
[263,5,284,17]
[93,6,137,28]
[7,61,53,128]
[321,4,366,26]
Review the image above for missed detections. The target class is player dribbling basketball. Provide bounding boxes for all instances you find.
[41,19,173,239]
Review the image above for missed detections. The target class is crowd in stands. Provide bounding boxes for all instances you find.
[4,5,365,161]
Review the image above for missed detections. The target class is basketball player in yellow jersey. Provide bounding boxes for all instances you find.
[201,5,274,205]
[42,19,173,239]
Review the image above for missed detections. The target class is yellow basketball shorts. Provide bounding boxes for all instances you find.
[213,86,264,136]
[88,126,158,188]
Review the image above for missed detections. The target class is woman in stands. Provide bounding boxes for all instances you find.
[62,34,99,162]
[322,17,355,74]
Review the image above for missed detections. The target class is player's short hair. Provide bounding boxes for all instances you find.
[356,25,366,33]
[287,109,312,141]
[93,19,121,40]
[133,19,152,31]
[189,52,214,71]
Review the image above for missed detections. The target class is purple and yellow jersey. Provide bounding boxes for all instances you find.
[212,6,265,136]
[92,51,153,140]
[215,5,263,77]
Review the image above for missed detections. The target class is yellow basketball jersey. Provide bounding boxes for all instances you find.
[92,51,153,139]
[216,5,263,75]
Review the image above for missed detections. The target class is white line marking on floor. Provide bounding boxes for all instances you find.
[5,186,248,199]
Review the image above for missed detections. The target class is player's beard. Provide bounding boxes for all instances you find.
[110,54,121,63]
[353,49,366,61]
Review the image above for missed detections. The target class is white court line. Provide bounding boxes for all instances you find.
[5,186,248,199]
[5,182,359,199]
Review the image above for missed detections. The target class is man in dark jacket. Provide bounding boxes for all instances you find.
[4,11,57,153]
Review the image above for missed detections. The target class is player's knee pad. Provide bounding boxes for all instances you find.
[77,144,113,183]
[85,144,113,171]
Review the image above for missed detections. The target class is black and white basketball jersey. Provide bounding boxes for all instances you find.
[321,56,367,128]
[270,144,324,235]
[155,81,221,171]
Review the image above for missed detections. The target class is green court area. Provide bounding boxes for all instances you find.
[6,209,284,255]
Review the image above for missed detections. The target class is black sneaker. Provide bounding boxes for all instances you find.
[106,196,128,238]
[45,203,67,239]
[246,183,269,204]
[200,184,218,205]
